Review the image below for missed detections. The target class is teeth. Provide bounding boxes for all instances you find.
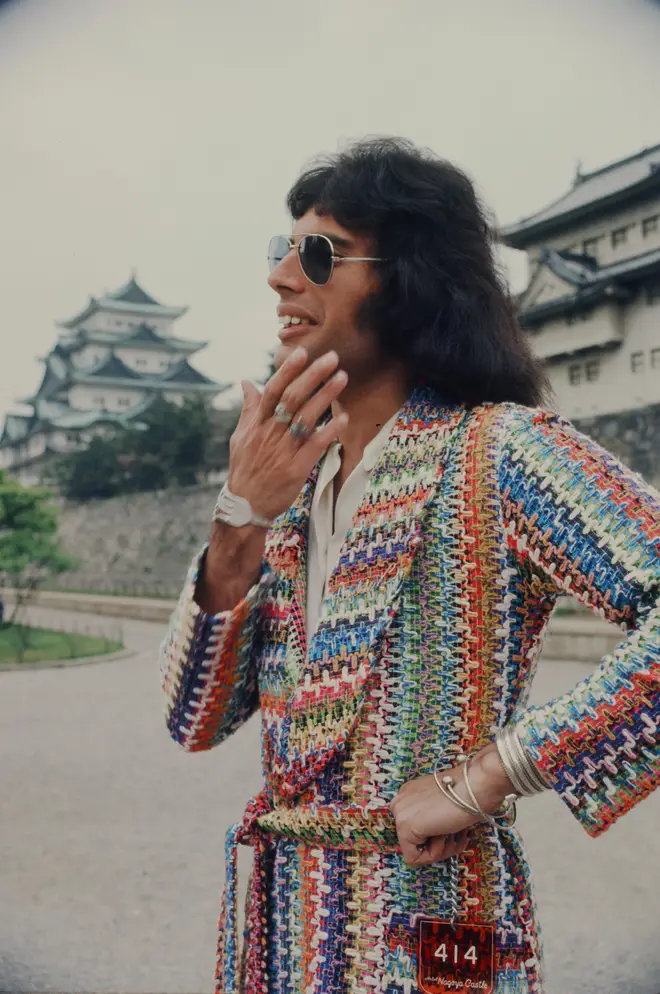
[279,315,309,327]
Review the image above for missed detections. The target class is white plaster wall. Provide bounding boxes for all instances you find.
[528,303,624,360]
[525,196,660,269]
[164,392,184,405]
[82,309,174,334]
[115,348,171,373]
[26,435,46,459]
[68,385,146,412]
[546,295,660,418]
[50,431,75,452]
[71,345,110,370]
[15,465,41,487]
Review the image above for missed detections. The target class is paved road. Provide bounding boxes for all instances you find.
[1,607,659,994]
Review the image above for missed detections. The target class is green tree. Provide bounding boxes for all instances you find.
[0,471,76,659]
[125,395,211,489]
[54,434,125,502]
[56,395,223,501]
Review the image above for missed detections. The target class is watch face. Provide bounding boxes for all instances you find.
[218,490,251,527]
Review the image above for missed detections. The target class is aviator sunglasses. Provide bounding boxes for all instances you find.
[268,233,386,286]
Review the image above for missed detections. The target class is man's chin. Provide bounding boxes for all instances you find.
[274,336,320,369]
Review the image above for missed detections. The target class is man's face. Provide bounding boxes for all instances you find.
[268,209,382,382]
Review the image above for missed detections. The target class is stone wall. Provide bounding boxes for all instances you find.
[574,402,660,488]
[49,402,658,597]
[50,477,227,597]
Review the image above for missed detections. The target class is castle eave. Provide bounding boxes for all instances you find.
[57,297,188,329]
[520,283,631,328]
[501,143,660,249]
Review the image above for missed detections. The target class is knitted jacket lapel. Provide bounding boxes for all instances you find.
[266,386,466,799]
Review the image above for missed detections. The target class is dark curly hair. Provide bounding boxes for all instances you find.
[286,137,548,408]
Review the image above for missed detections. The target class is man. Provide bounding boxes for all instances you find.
[160,138,660,994]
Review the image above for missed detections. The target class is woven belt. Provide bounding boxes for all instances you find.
[215,790,400,994]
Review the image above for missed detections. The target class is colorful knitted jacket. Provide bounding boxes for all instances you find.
[160,387,660,994]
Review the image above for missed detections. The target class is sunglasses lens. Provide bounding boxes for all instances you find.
[268,235,290,272]
[298,235,333,285]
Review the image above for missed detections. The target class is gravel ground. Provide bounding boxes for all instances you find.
[1,606,658,994]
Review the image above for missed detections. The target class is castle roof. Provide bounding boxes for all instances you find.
[501,143,660,249]
[0,414,33,446]
[158,358,220,388]
[1,276,230,457]
[57,275,188,329]
[519,244,660,326]
[64,353,224,392]
[59,322,207,354]
[18,345,227,407]
[78,353,143,382]
[108,276,161,306]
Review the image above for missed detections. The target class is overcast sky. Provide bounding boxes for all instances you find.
[1,0,659,418]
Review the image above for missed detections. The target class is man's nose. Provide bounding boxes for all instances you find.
[267,247,305,294]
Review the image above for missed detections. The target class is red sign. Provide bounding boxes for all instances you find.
[418,919,495,994]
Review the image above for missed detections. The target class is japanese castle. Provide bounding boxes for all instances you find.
[501,142,660,420]
[0,276,228,484]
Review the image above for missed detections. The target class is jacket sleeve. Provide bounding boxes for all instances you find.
[496,405,660,837]
[159,546,275,751]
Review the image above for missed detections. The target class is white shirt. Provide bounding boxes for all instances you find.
[305,410,400,644]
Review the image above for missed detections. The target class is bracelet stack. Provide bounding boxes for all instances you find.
[494,725,549,796]
[433,755,519,833]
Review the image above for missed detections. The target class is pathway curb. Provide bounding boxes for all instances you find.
[1,589,622,662]
[0,647,136,672]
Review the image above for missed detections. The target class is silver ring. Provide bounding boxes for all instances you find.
[289,417,311,441]
[274,402,293,425]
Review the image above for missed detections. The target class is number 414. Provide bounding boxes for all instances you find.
[434,944,478,965]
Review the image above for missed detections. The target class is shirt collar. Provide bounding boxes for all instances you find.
[319,406,401,485]
[362,409,400,473]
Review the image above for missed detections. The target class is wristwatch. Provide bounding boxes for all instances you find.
[212,482,274,529]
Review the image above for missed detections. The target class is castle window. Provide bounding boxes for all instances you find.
[642,215,659,238]
[611,227,628,248]
[565,309,591,327]
[568,364,582,385]
[117,397,131,407]
[630,351,645,373]
[582,236,603,258]
[646,281,660,305]
[135,358,147,368]
[651,348,660,369]
[585,359,600,381]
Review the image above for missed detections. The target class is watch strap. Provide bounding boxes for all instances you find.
[212,482,274,529]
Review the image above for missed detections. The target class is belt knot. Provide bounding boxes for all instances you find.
[215,793,399,994]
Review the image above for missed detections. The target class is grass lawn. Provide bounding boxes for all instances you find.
[0,624,123,664]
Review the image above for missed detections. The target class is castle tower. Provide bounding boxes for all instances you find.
[0,275,228,485]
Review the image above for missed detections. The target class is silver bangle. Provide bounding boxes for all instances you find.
[495,728,533,796]
[512,728,550,791]
[461,756,518,831]
[495,726,548,796]
[433,756,518,832]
